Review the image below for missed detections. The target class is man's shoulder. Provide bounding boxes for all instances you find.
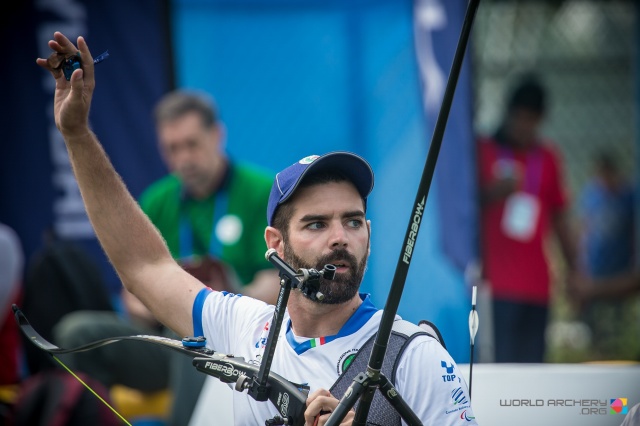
[393,319,446,346]
[358,317,445,361]
[391,319,426,337]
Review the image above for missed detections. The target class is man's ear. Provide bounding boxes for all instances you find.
[265,226,285,257]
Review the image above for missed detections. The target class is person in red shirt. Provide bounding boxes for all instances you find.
[478,77,577,362]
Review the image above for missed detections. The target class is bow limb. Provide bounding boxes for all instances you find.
[12,304,215,358]
[14,304,310,425]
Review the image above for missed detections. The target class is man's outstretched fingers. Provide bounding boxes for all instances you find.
[35,56,63,79]
[53,32,76,53]
[36,33,77,80]
[76,36,95,84]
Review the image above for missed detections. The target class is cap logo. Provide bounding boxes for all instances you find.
[299,155,319,165]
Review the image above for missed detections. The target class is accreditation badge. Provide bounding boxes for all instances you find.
[215,214,243,245]
[501,191,540,242]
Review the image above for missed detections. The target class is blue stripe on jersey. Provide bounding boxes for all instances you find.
[286,293,377,355]
[192,287,213,338]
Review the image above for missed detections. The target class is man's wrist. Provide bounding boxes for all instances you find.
[62,128,94,144]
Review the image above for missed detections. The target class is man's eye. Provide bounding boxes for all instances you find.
[347,219,363,228]
[307,222,325,230]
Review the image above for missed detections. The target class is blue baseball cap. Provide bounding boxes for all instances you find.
[267,152,374,226]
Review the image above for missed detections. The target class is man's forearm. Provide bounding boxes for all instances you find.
[64,130,171,284]
[39,32,204,338]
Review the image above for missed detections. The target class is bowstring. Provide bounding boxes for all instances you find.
[52,355,132,426]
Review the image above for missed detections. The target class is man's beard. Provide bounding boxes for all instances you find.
[283,245,367,305]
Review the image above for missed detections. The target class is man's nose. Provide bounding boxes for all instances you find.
[173,146,195,169]
[328,224,348,248]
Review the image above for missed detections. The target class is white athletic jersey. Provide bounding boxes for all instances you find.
[194,289,478,425]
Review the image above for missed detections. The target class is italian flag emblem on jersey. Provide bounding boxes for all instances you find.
[310,337,327,348]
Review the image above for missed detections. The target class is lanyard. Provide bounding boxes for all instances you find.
[499,147,543,195]
[178,189,228,260]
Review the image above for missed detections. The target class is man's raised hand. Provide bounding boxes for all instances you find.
[35,32,95,138]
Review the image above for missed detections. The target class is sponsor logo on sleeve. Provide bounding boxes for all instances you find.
[460,410,476,421]
[451,387,469,405]
[444,386,472,417]
[441,360,457,382]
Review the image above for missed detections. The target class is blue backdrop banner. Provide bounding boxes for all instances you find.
[172,0,476,361]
